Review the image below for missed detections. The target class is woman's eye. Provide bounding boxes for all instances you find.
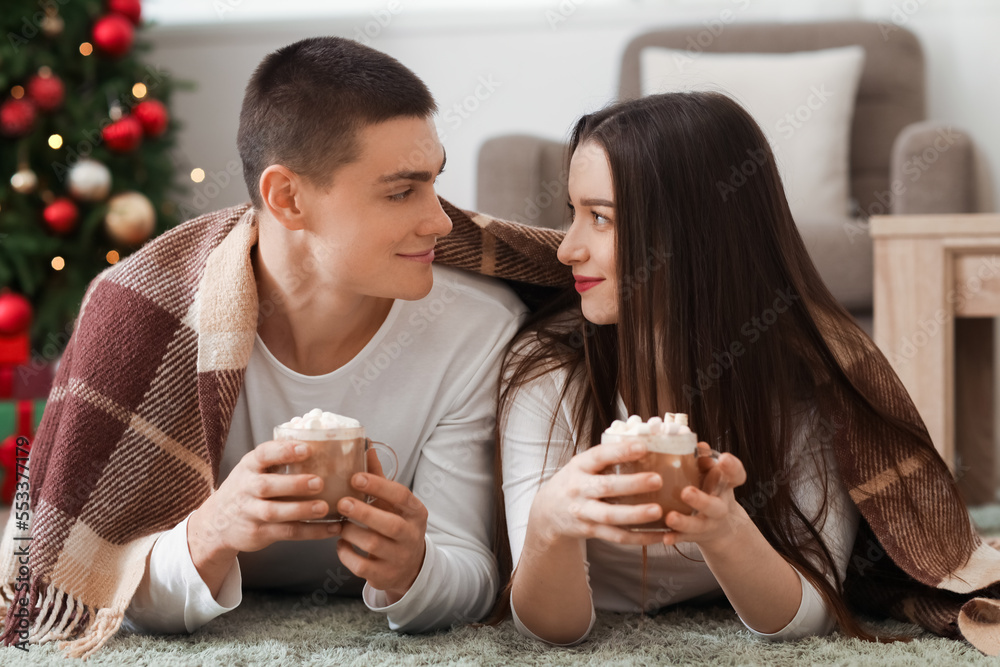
[593,212,610,225]
[388,189,413,202]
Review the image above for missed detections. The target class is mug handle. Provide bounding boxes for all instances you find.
[365,439,398,482]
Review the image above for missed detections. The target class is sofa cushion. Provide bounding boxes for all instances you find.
[639,45,865,223]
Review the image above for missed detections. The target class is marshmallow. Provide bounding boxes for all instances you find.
[606,413,693,436]
[280,409,361,430]
[602,412,697,454]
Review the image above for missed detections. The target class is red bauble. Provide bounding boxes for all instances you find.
[0,99,36,137]
[0,292,33,336]
[26,73,65,112]
[108,0,142,25]
[133,99,168,137]
[102,115,143,152]
[43,198,79,235]
[92,14,134,58]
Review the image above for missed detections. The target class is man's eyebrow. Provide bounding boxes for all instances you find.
[378,149,447,184]
[581,197,614,207]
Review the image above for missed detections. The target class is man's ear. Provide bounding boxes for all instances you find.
[259,165,306,231]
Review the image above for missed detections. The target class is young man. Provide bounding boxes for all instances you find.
[0,37,568,657]
[120,36,527,635]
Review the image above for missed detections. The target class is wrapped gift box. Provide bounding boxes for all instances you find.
[0,363,54,400]
[0,334,29,366]
[0,400,46,438]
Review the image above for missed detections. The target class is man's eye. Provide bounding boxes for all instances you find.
[389,189,413,202]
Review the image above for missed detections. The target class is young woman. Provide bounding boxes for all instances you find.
[494,91,970,646]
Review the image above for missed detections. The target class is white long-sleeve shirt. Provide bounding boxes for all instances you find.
[502,369,860,645]
[122,265,527,635]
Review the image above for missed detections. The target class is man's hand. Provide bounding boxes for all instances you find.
[188,440,340,597]
[336,449,428,604]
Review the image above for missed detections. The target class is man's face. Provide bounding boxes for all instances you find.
[294,116,451,301]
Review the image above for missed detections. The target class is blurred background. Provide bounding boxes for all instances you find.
[147,0,998,215]
[1,0,999,507]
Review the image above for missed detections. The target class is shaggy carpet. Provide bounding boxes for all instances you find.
[4,504,1000,666]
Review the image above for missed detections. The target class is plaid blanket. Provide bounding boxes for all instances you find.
[0,201,567,658]
[2,200,1000,658]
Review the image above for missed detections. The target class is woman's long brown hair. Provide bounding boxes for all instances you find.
[488,91,970,639]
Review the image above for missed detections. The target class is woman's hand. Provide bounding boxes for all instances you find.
[662,443,750,551]
[528,437,666,548]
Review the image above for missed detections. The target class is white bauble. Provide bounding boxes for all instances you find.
[68,159,112,202]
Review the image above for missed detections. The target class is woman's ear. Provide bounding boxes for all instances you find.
[259,165,306,231]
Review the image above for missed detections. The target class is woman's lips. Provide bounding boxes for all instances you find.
[574,277,604,293]
[398,249,435,264]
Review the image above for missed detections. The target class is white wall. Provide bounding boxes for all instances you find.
[146,0,1000,218]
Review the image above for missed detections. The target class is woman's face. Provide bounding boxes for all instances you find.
[558,140,618,325]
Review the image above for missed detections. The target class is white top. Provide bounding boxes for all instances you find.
[502,368,860,645]
[122,265,527,635]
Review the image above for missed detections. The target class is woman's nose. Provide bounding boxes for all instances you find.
[557,221,587,266]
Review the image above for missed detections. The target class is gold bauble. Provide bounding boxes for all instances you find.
[10,167,38,194]
[105,191,155,245]
[41,14,64,37]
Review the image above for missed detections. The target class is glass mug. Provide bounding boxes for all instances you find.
[269,425,398,523]
[604,430,723,532]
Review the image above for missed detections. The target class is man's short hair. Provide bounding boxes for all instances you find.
[237,36,437,208]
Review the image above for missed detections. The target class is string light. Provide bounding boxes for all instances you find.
[190,168,205,183]
[48,134,63,149]
[11,86,24,99]
[79,42,93,56]
[132,83,147,98]
[51,257,65,271]
[106,250,120,264]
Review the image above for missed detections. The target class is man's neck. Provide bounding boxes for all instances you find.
[252,242,394,377]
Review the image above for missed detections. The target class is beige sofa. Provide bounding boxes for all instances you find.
[475,21,978,326]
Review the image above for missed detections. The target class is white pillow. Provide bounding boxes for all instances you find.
[640,45,865,221]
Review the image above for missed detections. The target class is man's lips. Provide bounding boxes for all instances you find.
[574,276,605,293]
[398,249,435,264]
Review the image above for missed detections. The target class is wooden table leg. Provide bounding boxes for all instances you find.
[874,236,955,470]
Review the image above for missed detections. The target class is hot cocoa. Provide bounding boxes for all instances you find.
[271,409,381,523]
[604,413,711,532]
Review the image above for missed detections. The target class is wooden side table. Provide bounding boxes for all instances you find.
[871,214,1000,503]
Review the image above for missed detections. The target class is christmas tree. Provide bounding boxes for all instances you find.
[0,0,186,357]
